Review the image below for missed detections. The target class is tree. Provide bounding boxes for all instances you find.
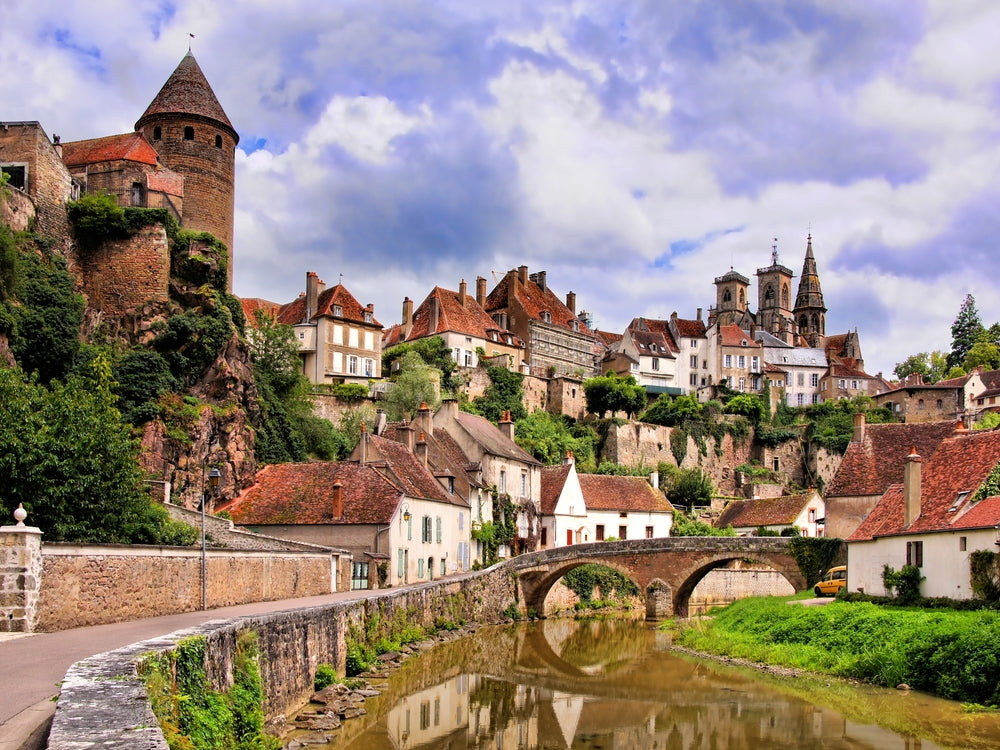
[383,350,439,421]
[949,294,985,369]
[382,336,458,393]
[964,337,1000,372]
[0,358,195,544]
[469,366,527,423]
[666,468,714,511]
[641,393,703,426]
[893,351,948,383]
[514,411,597,470]
[723,394,767,424]
[583,374,648,418]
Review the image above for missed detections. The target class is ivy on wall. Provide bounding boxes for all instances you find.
[788,536,844,587]
[970,550,1000,601]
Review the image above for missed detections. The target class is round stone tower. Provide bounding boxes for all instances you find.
[135,52,239,290]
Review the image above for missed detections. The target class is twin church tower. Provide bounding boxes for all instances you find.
[710,235,827,348]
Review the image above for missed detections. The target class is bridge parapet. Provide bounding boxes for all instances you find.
[506,536,805,619]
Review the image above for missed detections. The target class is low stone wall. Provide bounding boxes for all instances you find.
[689,566,795,613]
[37,543,338,631]
[47,566,518,749]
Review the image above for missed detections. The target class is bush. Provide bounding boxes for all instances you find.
[314,664,338,691]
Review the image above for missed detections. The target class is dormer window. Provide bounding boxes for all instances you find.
[741,340,748,347]
[333,305,343,317]
[571,319,579,332]
[541,311,551,323]
[949,491,970,512]
[364,311,373,323]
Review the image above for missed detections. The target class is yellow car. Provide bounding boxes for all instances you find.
[813,566,847,597]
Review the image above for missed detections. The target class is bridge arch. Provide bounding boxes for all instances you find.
[508,538,806,619]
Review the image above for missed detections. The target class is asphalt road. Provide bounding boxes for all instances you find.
[0,588,381,749]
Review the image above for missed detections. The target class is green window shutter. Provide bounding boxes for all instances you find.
[397,549,404,578]
[436,517,442,543]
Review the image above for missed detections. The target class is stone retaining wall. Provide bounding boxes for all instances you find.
[37,543,338,631]
[47,566,518,749]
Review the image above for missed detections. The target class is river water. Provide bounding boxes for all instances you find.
[285,617,1000,749]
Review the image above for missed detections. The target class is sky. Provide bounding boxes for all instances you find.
[4,0,1000,378]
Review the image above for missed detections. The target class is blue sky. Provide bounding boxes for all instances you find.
[4,0,1000,376]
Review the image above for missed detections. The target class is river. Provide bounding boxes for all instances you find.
[283,617,1000,749]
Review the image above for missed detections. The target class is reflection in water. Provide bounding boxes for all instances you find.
[288,618,1000,749]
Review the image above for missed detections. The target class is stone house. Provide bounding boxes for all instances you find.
[0,121,74,239]
[392,278,524,371]
[846,428,1000,599]
[715,490,825,537]
[666,311,710,394]
[222,431,470,588]
[433,398,542,554]
[708,324,763,395]
[971,370,1000,420]
[601,326,680,398]
[824,414,959,539]
[539,454,673,547]
[277,271,382,386]
[484,265,598,378]
[876,369,993,425]
[759,334,827,406]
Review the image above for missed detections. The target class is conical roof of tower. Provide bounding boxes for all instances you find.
[793,234,826,312]
[135,52,238,143]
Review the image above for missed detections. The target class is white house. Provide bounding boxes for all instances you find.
[539,454,673,547]
[847,428,1000,599]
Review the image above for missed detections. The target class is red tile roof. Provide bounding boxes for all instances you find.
[577,474,673,513]
[630,330,676,358]
[61,132,160,168]
[826,420,958,497]
[848,428,1000,540]
[719,324,761,348]
[485,269,592,336]
[362,434,466,507]
[407,286,521,346]
[671,317,707,339]
[222,462,404,525]
[277,283,382,328]
[136,52,238,142]
[240,298,281,327]
[540,464,573,515]
[715,493,816,528]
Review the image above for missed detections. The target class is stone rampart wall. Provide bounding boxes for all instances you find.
[1,186,33,231]
[47,566,518,749]
[79,223,170,315]
[37,544,337,631]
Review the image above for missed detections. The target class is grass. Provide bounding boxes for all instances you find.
[675,596,1000,705]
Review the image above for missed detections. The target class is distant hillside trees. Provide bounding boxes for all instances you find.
[583,374,647,418]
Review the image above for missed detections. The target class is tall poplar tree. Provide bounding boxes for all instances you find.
[949,294,984,369]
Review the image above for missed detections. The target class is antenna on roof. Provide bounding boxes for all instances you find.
[491,269,502,283]
[771,237,779,266]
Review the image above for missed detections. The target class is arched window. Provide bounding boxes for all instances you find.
[782,284,789,306]
[811,314,820,331]
[215,134,222,148]
[799,315,808,331]
[153,126,161,140]
[764,284,775,301]
[184,126,194,140]
[739,289,745,305]
[723,289,732,303]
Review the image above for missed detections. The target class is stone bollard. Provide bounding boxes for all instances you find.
[0,503,43,633]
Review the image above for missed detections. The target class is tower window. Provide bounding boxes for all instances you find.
[153,126,162,140]
[215,134,222,148]
[184,126,194,140]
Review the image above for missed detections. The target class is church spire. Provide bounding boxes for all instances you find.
[793,234,827,346]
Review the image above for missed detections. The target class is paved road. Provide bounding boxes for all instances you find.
[0,588,381,749]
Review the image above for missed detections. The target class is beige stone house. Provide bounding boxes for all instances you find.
[277,271,382,386]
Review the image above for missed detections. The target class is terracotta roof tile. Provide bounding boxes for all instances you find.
[848,429,1000,541]
[540,464,573,515]
[719,324,761,348]
[630,330,676,358]
[407,286,521,346]
[715,493,815,528]
[577,474,673,513]
[61,132,160,168]
[277,283,382,328]
[240,298,281,327]
[672,318,707,338]
[826,420,958,497]
[485,269,592,336]
[363,434,466,507]
[222,462,403,525]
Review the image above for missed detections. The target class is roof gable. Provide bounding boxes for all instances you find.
[715,493,817,528]
[485,269,592,336]
[408,286,519,344]
[277,282,381,328]
[454,410,541,466]
[61,132,160,168]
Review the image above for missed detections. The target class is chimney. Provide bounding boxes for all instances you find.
[534,270,547,292]
[476,276,487,307]
[359,423,367,465]
[397,420,416,452]
[563,450,575,466]
[438,397,459,426]
[374,409,387,436]
[853,413,866,443]
[332,480,344,519]
[459,279,467,308]
[305,271,319,323]
[566,291,576,315]
[518,265,528,285]
[53,134,62,158]
[499,409,515,441]
[401,297,414,337]
[416,401,433,436]
[416,432,428,467]
[903,447,922,527]
[649,470,659,490]
[430,296,440,332]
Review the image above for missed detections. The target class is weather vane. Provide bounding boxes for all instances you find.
[771,237,779,266]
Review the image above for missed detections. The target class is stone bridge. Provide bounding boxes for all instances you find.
[507,537,806,618]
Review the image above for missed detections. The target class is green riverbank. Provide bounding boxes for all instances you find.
[673,595,1000,707]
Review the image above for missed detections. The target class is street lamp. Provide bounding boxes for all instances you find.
[202,467,222,610]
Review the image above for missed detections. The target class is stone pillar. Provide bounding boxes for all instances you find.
[645,578,672,621]
[0,504,43,633]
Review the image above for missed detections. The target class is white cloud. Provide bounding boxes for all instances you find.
[304,96,431,164]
